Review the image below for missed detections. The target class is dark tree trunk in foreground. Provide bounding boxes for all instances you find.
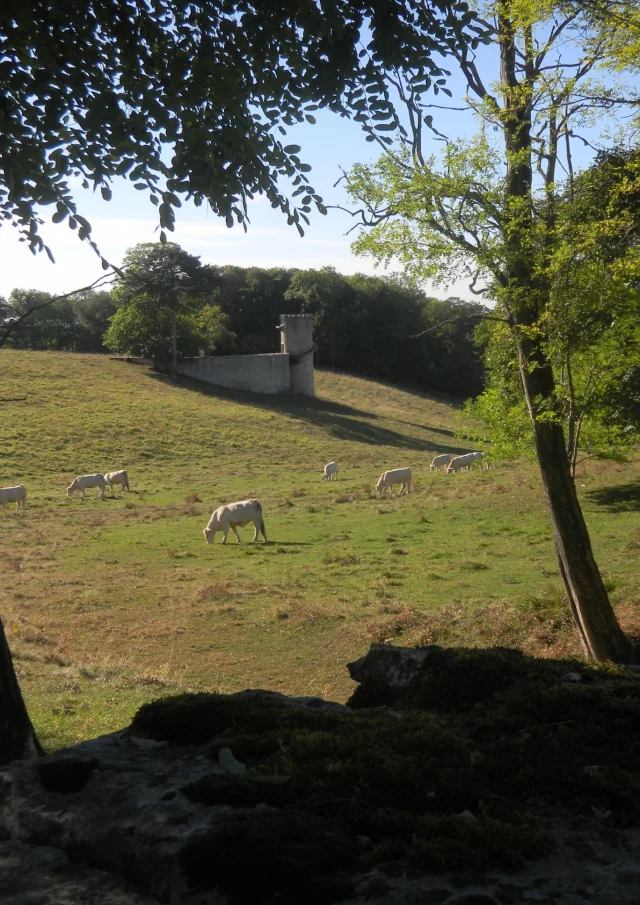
[0,615,43,765]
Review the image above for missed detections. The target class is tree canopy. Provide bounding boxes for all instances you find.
[0,0,484,263]
[105,242,218,370]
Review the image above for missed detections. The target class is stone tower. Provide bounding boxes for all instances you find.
[279,314,315,397]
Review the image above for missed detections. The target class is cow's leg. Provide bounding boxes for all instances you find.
[222,526,229,544]
[232,525,242,543]
[251,521,259,542]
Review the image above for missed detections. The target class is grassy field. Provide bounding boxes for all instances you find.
[1,349,639,751]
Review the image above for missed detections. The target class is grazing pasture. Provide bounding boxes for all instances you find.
[1,350,639,751]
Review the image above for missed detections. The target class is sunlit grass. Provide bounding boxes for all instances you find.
[1,349,639,749]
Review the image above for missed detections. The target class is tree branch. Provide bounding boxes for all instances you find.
[0,269,121,350]
[411,313,510,338]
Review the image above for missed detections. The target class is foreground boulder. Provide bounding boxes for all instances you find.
[1,650,640,904]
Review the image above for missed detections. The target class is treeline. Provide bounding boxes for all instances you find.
[1,264,488,397]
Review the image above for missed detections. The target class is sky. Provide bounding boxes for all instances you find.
[0,13,624,305]
[0,104,479,303]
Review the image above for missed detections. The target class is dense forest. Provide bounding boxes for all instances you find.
[1,263,488,398]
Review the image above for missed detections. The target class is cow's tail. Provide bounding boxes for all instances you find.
[260,518,267,542]
[124,470,129,490]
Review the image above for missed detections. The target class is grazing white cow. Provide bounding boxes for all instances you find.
[429,454,454,472]
[105,470,130,492]
[0,484,27,511]
[203,499,267,545]
[67,473,106,499]
[323,461,338,481]
[376,467,413,495]
[446,453,477,474]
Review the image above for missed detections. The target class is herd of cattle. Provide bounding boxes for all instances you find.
[0,450,487,544]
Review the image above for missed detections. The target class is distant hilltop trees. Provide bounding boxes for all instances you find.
[0,261,487,399]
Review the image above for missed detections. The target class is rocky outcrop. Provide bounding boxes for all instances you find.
[0,840,159,904]
[1,653,640,904]
[346,643,587,710]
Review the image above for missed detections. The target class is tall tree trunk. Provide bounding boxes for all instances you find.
[497,2,632,662]
[517,348,632,662]
[0,615,43,765]
[171,308,177,379]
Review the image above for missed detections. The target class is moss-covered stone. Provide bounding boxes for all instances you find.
[131,647,640,884]
[180,810,358,905]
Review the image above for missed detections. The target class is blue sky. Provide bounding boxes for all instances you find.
[0,16,626,305]
[0,104,478,303]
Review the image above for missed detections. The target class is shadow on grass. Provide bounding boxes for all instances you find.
[149,372,470,456]
[586,482,640,512]
[389,420,456,437]
[210,541,312,547]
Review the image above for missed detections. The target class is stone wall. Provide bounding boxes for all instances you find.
[176,353,291,394]
[279,313,315,397]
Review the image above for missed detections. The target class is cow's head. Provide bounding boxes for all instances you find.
[375,479,384,494]
[203,526,213,544]
[66,482,76,497]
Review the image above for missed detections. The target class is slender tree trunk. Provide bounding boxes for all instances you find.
[497,3,632,663]
[171,308,177,379]
[0,615,43,765]
[517,348,632,662]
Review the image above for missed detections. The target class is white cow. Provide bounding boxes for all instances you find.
[446,453,477,474]
[67,473,106,499]
[429,454,454,472]
[376,467,413,495]
[323,462,338,481]
[105,470,130,492]
[203,499,267,545]
[0,484,27,511]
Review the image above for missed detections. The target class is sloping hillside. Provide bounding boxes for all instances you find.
[1,350,638,749]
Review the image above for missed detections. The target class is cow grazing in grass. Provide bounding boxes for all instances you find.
[203,499,267,544]
[105,470,130,492]
[375,467,412,495]
[429,454,454,472]
[67,473,106,499]
[0,484,27,511]
[446,453,477,474]
[323,461,338,481]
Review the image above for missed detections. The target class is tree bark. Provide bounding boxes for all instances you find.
[517,349,633,662]
[0,615,43,766]
[171,308,177,379]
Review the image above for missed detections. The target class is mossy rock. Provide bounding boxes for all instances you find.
[129,648,640,879]
[130,691,342,745]
[180,809,358,905]
[348,646,585,712]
